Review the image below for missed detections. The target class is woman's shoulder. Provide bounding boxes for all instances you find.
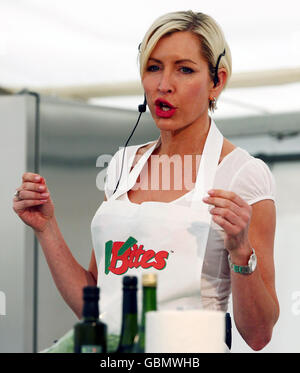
[218,138,252,172]
[220,140,274,181]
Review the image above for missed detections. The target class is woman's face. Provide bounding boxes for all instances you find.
[142,31,214,132]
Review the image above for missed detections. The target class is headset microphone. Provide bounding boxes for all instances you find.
[138,95,147,113]
[112,94,147,195]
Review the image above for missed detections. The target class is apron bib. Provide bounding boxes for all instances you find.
[91,119,223,336]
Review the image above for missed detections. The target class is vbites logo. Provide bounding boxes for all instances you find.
[105,236,169,275]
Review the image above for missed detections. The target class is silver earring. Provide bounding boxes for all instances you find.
[209,97,217,112]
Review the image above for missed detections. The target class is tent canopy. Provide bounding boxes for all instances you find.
[0,0,299,118]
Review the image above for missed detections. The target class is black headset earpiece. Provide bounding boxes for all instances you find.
[138,94,147,113]
[213,49,226,88]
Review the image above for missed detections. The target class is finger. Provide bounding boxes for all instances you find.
[13,199,48,211]
[207,189,248,208]
[205,197,251,224]
[22,182,48,193]
[212,214,239,235]
[22,172,43,183]
[210,207,240,226]
[203,196,241,215]
[17,190,49,201]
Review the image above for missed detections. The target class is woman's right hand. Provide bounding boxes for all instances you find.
[13,172,55,233]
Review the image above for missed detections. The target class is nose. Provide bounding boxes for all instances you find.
[158,70,174,94]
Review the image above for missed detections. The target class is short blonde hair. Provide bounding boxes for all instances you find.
[139,10,232,91]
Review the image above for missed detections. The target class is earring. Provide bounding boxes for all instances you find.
[209,97,217,112]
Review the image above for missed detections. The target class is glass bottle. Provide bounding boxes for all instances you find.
[116,276,138,353]
[134,273,157,352]
[74,286,107,353]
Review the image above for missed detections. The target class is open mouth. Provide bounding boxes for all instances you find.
[155,99,175,111]
[154,99,177,118]
[159,102,173,111]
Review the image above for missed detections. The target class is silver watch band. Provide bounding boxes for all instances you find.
[228,248,257,275]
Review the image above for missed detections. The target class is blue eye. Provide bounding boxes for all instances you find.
[180,67,194,74]
[147,65,160,72]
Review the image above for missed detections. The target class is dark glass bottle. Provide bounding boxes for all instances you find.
[116,276,138,353]
[134,273,157,352]
[74,286,107,353]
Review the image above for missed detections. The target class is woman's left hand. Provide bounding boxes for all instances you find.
[203,189,252,255]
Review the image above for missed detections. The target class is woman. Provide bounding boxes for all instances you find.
[13,11,279,351]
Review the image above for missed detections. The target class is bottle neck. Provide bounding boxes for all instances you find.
[82,299,99,320]
[118,288,138,347]
[122,288,137,314]
[141,286,156,327]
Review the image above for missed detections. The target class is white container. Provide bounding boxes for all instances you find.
[145,310,225,353]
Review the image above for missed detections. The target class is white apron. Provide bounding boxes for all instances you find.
[91,119,223,337]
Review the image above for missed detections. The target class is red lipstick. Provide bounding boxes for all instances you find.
[155,98,177,118]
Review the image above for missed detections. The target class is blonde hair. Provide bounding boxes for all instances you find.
[139,10,232,94]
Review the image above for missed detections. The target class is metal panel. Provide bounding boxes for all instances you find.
[0,96,36,352]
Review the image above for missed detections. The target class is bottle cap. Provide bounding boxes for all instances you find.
[83,286,99,300]
[123,276,138,289]
[142,273,157,287]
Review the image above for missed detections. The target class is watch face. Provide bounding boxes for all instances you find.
[249,253,257,272]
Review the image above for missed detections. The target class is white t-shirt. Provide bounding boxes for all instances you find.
[104,140,276,312]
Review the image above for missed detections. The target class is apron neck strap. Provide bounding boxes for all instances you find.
[110,139,159,201]
[191,119,223,208]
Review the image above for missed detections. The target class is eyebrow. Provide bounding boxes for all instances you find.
[148,57,197,65]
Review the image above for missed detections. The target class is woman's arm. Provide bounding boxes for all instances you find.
[229,199,279,350]
[35,196,106,319]
[36,196,106,319]
[203,190,279,351]
[35,217,97,320]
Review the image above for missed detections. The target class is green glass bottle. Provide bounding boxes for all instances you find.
[116,276,138,353]
[74,286,107,353]
[134,273,157,353]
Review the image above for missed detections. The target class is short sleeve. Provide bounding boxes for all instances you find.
[229,157,276,205]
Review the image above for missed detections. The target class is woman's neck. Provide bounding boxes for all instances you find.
[154,116,211,157]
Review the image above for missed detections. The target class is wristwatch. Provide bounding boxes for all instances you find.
[228,248,257,275]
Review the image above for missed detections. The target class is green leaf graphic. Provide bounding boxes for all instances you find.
[118,236,138,256]
[105,240,113,274]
